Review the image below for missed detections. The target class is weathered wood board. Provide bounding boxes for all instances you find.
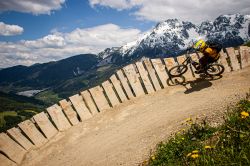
[81,90,99,114]
[109,74,128,102]
[69,94,93,121]
[151,59,169,88]
[46,104,71,131]
[18,120,47,147]
[123,64,145,97]
[102,80,120,107]
[33,112,58,139]
[135,62,155,94]
[0,133,26,164]
[89,86,111,112]
[116,69,135,99]
[143,59,162,91]
[59,99,79,125]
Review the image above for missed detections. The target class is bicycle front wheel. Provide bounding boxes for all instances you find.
[168,65,188,77]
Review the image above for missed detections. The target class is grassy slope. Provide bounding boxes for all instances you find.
[0,92,44,132]
[35,64,120,105]
[0,64,120,132]
[145,98,250,166]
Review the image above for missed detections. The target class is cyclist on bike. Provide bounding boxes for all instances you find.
[192,39,222,74]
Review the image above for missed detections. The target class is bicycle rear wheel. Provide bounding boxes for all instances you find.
[205,64,224,76]
[168,65,188,77]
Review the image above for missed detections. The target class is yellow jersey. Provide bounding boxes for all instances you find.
[202,47,220,60]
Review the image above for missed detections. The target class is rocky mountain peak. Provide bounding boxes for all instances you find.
[98,14,250,66]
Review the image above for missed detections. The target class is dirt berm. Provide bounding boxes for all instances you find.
[21,66,250,166]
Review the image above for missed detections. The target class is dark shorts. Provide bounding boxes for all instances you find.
[199,55,218,68]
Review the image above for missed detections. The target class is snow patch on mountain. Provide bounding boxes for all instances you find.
[97,14,250,66]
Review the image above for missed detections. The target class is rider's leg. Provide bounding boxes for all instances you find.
[195,55,208,73]
[196,56,218,74]
[199,55,209,68]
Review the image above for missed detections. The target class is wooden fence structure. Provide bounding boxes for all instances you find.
[0,46,250,165]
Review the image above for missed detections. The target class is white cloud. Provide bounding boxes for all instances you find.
[0,22,24,36]
[89,0,132,10]
[89,0,250,23]
[89,0,144,10]
[0,0,66,15]
[0,24,141,68]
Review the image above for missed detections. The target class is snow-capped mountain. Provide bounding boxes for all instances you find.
[98,13,250,65]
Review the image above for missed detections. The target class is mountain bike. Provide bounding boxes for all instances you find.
[168,51,225,78]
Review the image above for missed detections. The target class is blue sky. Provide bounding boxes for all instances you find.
[0,0,153,42]
[0,0,249,68]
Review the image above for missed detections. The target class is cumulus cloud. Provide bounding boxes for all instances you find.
[0,24,141,68]
[0,0,66,15]
[89,0,143,10]
[0,22,24,36]
[89,0,131,10]
[89,0,250,23]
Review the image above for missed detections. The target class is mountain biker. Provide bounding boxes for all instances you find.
[191,39,222,74]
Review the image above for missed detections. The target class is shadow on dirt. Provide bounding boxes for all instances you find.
[167,74,223,94]
[183,79,212,94]
[184,75,223,94]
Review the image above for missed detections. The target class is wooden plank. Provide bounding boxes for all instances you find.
[234,49,241,68]
[7,127,34,150]
[235,50,239,56]
[33,112,58,139]
[116,70,134,99]
[0,153,17,166]
[143,59,161,91]
[46,104,71,131]
[89,86,111,112]
[0,133,26,164]
[177,55,194,80]
[102,80,120,107]
[226,47,240,71]
[135,62,154,94]
[197,52,203,59]
[80,90,99,115]
[239,46,250,68]
[219,50,231,72]
[59,99,79,125]
[109,74,128,102]
[190,53,199,63]
[177,55,188,65]
[163,57,177,71]
[151,59,169,88]
[69,94,92,121]
[18,120,47,147]
[123,64,145,97]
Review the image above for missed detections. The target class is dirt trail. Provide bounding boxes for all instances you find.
[21,67,250,166]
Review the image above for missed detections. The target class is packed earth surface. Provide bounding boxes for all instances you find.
[21,66,250,166]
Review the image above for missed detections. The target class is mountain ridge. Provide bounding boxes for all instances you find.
[0,54,98,92]
[98,13,250,65]
[1,13,249,70]
[0,13,249,103]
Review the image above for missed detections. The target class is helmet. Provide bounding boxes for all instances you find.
[193,39,206,51]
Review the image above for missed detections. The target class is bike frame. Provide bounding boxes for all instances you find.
[179,51,200,77]
[180,51,199,69]
[167,51,198,81]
